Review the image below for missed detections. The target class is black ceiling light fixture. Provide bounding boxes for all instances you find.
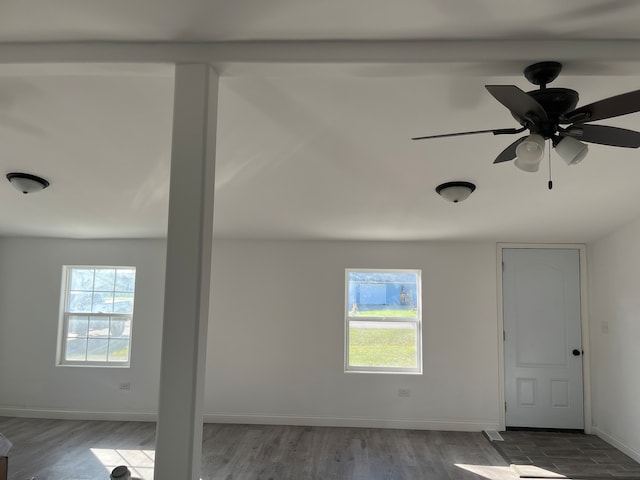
[6,172,50,194]
[435,181,476,203]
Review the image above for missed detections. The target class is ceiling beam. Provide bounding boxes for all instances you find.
[1,40,640,66]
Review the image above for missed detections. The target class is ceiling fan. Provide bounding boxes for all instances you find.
[413,61,640,172]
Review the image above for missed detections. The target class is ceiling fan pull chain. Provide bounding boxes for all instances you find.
[548,139,553,190]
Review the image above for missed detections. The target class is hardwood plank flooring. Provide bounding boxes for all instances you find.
[0,417,515,480]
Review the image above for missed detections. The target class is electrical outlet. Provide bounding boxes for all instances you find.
[119,382,131,391]
[398,388,410,398]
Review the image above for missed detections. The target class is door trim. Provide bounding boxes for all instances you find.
[496,243,591,433]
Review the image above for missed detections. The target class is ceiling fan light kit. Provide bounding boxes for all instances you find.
[556,136,589,166]
[6,172,50,194]
[436,181,476,203]
[413,61,640,175]
[514,155,541,173]
[514,134,545,172]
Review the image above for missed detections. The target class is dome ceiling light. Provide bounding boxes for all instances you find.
[6,172,50,194]
[435,181,476,203]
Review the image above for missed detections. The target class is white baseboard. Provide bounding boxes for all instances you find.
[0,407,156,422]
[0,407,499,432]
[203,413,500,432]
[592,427,640,464]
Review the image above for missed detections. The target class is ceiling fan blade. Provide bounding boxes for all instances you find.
[412,127,524,141]
[485,85,548,124]
[563,124,640,148]
[562,90,640,123]
[493,136,527,164]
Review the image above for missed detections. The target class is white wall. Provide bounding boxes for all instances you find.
[589,219,640,461]
[205,240,500,430]
[0,238,501,431]
[0,237,166,419]
[6,233,640,439]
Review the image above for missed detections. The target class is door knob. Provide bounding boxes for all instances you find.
[572,349,582,356]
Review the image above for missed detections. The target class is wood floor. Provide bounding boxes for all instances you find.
[0,417,514,480]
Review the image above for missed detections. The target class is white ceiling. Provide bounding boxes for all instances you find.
[2,0,640,242]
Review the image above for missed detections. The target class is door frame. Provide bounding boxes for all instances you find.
[496,243,592,433]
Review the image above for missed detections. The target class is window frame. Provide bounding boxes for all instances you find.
[344,268,423,374]
[57,265,136,368]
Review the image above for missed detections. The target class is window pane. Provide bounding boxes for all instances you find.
[109,318,130,338]
[112,293,134,314]
[88,317,110,337]
[108,339,130,362]
[348,322,417,368]
[347,271,418,318]
[94,268,116,291]
[360,283,387,304]
[68,315,89,337]
[115,269,136,292]
[65,338,87,361]
[70,268,94,291]
[87,339,108,361]
[92,292,114,313]
[68,291,93,312]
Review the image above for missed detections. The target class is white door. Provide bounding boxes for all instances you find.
[503,248,584,429]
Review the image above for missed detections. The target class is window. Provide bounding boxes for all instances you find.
[345,269,422,374]
[59,266,136,366]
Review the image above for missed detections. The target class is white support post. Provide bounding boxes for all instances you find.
[154,63,218,480]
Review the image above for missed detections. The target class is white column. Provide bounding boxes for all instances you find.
[154,63,218,480]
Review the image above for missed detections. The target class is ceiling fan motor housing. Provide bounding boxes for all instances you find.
[516,88,579,139]
[521,62,579,139]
